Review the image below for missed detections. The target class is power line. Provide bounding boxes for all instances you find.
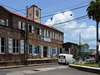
[12,9,26,12]
[64,37,78,43]
[35,5,88,20]
[52,15,88,26]
[0,3,26,14]
[40,0,64,8]
[42,1,89,14]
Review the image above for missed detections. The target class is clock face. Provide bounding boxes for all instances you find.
[36,10,39,17]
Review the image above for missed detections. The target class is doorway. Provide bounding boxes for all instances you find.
[43,46,48,57]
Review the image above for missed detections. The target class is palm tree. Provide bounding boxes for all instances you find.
[87,0,100,63]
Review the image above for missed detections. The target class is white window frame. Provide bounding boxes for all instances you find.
[0,38,6,53]
[60,35,63,41]
[28,44,32,54]
[13,39,19,54]
[0,19,5,26]
[28,24,34,33]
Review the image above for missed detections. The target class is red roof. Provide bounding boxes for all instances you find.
[2,6,62,33]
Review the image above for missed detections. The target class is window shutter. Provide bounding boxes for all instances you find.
[28,24,29,32]
[39,46,41,55]
[60,35,62,41]
[32,26,34,33]
[8,38,13,53]
[47,30,48,37]
[39,28,42,35]
[53,32,54,38]
[18,21,21,29]
[50,32,52,38]
[62,48,65,53]
[22,22,25,30]
[40,45,43,58]
[32,45,34,55]
[57,48,60,54]
[27,44,29,54]
[55,48,57,55]
[6,19,8,26]
[48,46,51,58]
[0,38,1,53]
[44,30,46,37]
[20,40,24,54]
[50,47,52,55]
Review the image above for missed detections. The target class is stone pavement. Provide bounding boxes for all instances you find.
[6,66,68,75]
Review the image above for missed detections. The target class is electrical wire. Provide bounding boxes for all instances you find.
[42,0,89,14]
[52,15,88,26]
[0,3,26,14]
[35,5,88,20]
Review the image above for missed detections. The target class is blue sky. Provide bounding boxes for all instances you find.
[0,0,98,49]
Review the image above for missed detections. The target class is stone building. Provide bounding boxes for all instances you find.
[63,42,79,60]
[0,5,63,66]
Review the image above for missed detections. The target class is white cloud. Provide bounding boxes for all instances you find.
[45,11,98,49]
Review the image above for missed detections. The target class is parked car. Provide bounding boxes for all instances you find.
[58,54,75,65]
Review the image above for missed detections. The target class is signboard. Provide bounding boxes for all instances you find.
[44,37,51,42]
[33,46,38,54]
[52,48,57,55]
[39,36,44,40]
[39,36,51,42]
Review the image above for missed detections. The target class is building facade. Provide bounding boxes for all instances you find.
[63,42,79,60]
[78,43,90,60]
[0,5,63,66]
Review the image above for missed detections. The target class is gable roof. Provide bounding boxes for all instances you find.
[0,6,63,33]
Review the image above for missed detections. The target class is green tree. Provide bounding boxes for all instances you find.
[87,0,100,63]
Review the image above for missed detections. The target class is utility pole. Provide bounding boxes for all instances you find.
[79,34,81,60]
[25,6,28,65]
[96,22,99,63]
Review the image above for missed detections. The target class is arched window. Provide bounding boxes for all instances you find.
[36,10,39,17]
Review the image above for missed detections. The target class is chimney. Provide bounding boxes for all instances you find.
[28,5,41,23]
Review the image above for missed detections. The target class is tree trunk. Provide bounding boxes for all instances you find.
[96,21,99,63]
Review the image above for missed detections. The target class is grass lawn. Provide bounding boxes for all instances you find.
[74,62,100,68]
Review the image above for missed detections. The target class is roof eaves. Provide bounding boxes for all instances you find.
[4,6,63,33]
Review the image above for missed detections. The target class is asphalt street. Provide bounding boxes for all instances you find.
[0,64,99,75]
[29,67,98,75]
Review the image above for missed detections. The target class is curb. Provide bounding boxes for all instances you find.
[69,64,100,74]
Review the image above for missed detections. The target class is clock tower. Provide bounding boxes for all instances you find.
[28,5,41,23]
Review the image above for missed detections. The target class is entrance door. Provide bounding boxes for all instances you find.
[43,46,47,57]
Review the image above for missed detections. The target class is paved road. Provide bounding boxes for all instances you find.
[0,64,63,75]
[30,67,98,75]
[0,64,98,75]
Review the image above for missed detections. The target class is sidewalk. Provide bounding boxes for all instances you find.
[0,62,57,69]
[0,58,58,69]
[69,64,100,74]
